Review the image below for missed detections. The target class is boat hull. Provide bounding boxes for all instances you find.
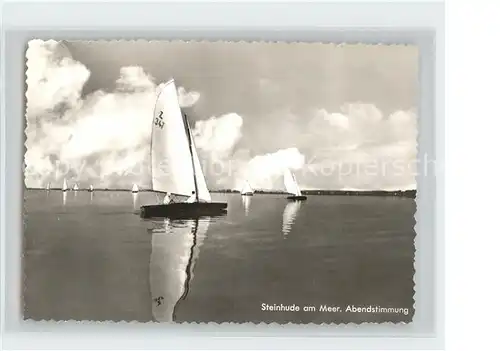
[140,202,228,219]
[241,193,254,196]
[287,195,307,201]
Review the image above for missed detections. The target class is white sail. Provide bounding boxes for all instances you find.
[89,184,94,191]
[241,180,254,195]
[46,182,51,190]
[132,184,139,193]
[72,184,79,191]
[150,218,210,322]
[282,201,302,236]
[62,179,68,191]
[151,79,211,202]
[283,169,301,196]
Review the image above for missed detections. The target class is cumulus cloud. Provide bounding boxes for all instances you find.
[24,40,209,189]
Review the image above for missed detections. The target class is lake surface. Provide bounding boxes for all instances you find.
[23,190,415,323]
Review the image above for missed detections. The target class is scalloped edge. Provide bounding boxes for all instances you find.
[22,39,417,326]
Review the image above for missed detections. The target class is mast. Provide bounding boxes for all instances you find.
[182,112,199,202]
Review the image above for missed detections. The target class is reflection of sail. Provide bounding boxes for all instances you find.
[241,180,254,195]
[149,217,210,322]
[283,169,302,196]
[282,201,301,237]
[90,191,94,203]
[132,193,138,209]
[62,191,67,206]
[242,195,251,216]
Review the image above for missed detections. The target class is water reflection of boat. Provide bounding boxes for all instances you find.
[241,195,251,216]
[240,180,254,196]
[62,191,67,206]
[149,217,211,322]
[282,201,302,237]
[132,192,138,209]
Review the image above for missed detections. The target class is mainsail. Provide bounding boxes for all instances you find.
[62,179,68,191]
[151,79,211,202]
[283,169,302,196]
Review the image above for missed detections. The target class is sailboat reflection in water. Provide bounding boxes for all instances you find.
[140,78,227,219]
[149,217,211,322]
[282,201,302,237]
[241,195,251,216]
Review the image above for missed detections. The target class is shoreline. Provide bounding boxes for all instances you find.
[26,188,417,198]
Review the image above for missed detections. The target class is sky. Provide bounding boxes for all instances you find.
[24,39,418,191]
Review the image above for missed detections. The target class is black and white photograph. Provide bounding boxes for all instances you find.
[23,39,417,324]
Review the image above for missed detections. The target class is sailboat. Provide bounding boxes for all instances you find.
[140,79,227,219]
[88,184,94,192]
[149,217,210,322]
[242,195,251,216]
[46,182,51,191]
[62,179,68,192]
[72,183,79,191]
[132,184,139,193]
[240,180,254,196]
[283,168,307,201]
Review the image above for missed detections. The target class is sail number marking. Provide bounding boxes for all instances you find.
[154,111,165,129]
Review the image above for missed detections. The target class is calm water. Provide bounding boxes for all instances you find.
[23,190,415,323]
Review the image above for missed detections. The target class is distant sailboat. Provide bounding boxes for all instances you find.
[282,201,302,237]
[46,182,51,191]
[240,180,254,196]
[72,183,79,191]
[283,169,307,201]
[140,79,227,219]
[88,184,94,192]
[132,184,139,193]
[62,179,68,192]
[149,217,210,322]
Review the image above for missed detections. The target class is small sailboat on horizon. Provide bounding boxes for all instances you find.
[132,184,139,193]
[282,200,302,237]
[88,184,94,192]
[140,78,227,219]
[283,169,307,201]
[62,179,68,192]
[46,182,51,191]
[72,183,79,191]
[240,180,254,196]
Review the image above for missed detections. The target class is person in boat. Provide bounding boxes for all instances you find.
[163,192,172,204]
[186,191,196,203]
